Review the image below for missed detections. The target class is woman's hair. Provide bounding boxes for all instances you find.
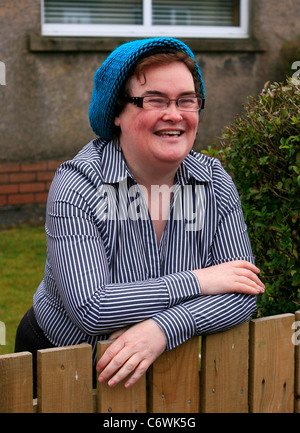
[132,51,202,96]
[113,51,202,137]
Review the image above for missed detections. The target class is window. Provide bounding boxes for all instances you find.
[41,0,250,39]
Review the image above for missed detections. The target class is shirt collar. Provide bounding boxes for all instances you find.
[178,151,213,185]
[101,140,212,185]
[101,139,134,184]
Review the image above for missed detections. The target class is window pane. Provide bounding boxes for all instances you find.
[44,0,143,25]
[152,0,239,27]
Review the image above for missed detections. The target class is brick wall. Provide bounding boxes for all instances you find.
[0,160,65,206]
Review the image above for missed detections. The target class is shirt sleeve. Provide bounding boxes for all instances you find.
[152,292,256,351]
[45,194,201,336]
[152,178,257,351]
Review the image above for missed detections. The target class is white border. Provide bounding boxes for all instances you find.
[41,0,249,39]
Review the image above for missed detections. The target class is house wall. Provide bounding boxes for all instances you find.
[0,0,299,205]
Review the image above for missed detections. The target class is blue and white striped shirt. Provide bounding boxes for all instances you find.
[33,138,257,364]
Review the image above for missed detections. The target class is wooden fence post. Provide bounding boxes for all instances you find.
[249,313,295,413]
[295,310,300,413]
[148,336,199,413]
[37,344,93,413]
[200,322,249,413]
[96,341,146,413]
[0,352,33,413]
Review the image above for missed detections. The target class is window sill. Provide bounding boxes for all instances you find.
[28,32,266,53]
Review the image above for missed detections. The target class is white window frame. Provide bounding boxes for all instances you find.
[41,0,250,39]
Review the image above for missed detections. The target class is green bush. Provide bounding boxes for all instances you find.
[215,77,300,316]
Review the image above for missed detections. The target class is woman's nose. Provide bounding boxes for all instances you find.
[161,101,183,122]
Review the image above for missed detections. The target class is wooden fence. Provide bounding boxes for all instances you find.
[0,312,299,413]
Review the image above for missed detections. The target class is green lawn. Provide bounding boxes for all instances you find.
[0,225,46,355]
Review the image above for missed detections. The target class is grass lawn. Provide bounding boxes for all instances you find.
[0,225,46,356]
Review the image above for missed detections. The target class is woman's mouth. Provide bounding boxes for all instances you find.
[155,130,183,137]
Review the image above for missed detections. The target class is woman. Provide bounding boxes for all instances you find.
[15,38,264,393]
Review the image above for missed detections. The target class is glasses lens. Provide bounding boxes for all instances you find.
[178,97,201,111]
[143,96,168,109]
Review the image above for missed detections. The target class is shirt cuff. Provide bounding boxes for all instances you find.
[152,304,197,351]
[161,270,201,308]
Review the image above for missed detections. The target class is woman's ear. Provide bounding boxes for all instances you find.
[114,116,121,127]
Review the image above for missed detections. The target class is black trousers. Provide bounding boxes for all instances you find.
[15,306,55,398]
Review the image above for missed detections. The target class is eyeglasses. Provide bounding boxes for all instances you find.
[124,96,205,111]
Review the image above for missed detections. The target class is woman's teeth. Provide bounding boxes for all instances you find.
[156,130,182,136]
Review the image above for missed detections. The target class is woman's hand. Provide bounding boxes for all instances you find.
[96,319,166,388]
[193,260,265,295]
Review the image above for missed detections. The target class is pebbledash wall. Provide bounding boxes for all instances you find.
[0,159,64,206]
[1,0,300,207]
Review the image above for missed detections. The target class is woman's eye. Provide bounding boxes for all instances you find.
[148,98,165,105]
[181,98,194,105]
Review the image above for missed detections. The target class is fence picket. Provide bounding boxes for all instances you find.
[295,310,300,413]
[0,352,32,413]
[200,321,249,413]
[96,340,146,413]
[37,344,93,413]
[249,313,295,413]
[148,336,199,413]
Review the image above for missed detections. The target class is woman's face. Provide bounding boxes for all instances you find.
[114,61,199,178]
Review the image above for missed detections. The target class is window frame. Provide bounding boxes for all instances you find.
[41,0,250,39]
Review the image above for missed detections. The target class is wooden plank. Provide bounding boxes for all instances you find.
[37,344,93,413]
[200,322,249,413]
[148,336,199,413]
[0,352,33,413]
[294,311,300,413]
[96,341,146,413]
[249,313,295,413]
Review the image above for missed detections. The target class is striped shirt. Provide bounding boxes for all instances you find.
[33,138,257,364]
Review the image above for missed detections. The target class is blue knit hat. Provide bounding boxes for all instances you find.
[89,37,205,140]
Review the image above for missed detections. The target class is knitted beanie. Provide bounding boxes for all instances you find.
[89,37,205,141]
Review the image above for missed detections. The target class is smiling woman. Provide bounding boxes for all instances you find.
[15,38,263,396]
[114,61,200,184]
[113,49,204,137]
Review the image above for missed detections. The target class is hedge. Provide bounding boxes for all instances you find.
[206,78,300,316]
